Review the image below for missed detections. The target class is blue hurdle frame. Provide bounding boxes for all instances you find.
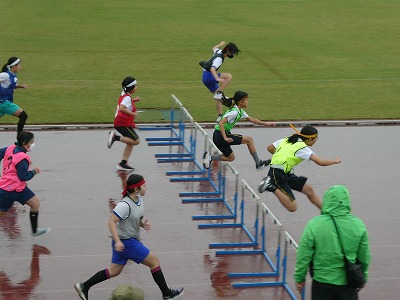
[198,179,260,249]
[189,162,239,221]
[231,231,305,300]
[226,202,283,278]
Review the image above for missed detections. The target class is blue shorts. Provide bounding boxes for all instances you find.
[111,238,150,265]
[0,187,35,212]
[0,101,20,117]
[202,71,220,93]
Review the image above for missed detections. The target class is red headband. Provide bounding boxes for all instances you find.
[122,179,145,195]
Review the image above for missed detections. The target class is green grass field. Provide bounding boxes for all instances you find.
[1,0,399,125]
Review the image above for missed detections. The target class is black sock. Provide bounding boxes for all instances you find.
[121,160,127,165]
[30,211,38,233]
[151,267,170,296]
[84,269,110,290]
[17,111,28,133]
[116,135,121,141]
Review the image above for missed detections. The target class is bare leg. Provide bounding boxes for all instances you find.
[217,73,232,92]
[25,196,40,212]
[273,189,298,212]
[241,136,257,154]
[119,137,140,161]
[301,184,322,209]
[107,263,125,278]
[215,99,223,115]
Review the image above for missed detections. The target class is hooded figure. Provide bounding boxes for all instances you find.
[294,185,371,299]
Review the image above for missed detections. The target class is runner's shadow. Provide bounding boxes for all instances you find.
[0,244,51,299]
[0,205,22,240]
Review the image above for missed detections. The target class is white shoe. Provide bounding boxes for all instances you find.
[203,151,212,169]
[258,176,277,193]
[108,131,117,149]
[213,91,223,100]
[32,228,51,237]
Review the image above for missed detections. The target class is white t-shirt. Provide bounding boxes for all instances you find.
[211,49,223,70]
[224,106,248,123]
[273,138,315,161]
[119,91,133,111]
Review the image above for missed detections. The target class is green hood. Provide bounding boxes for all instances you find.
[321,185,351,217]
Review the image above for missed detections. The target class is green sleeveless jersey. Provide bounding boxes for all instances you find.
[271,138,308,173]
[215,106,244,132]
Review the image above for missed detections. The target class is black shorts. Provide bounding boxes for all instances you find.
[268,168,307,200]
[213,130,243,157]
[115,126,139,141]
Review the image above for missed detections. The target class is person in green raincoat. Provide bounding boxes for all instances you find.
[294,185,371,300]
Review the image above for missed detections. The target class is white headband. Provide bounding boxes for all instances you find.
[7,58,20,69]
[126,80,137,88]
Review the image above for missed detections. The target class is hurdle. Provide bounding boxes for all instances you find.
[139,94,183,133]
[187,162,239,221]
[165,122,208,176]
[198,179,260,249]
[231,231,304,300]
[226,202,282,278]
[177,139,224,198]
[140,95,193,162]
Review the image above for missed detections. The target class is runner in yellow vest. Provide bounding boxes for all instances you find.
[258,124,341,212]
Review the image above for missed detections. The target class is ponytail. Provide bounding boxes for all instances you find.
[2,57,20,72]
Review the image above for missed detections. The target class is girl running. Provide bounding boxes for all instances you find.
[258,124,341,212]
[0,131,50,237]
[203,90,275,170]
[107,76,141,171]
[74,173,184,300]
[0,57,29,134]
[200,41,240,122]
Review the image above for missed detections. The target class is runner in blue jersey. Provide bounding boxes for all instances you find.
[201,41,240,122]
[0,57,29,134]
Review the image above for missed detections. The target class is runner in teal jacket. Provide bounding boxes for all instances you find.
[294,185,371,299]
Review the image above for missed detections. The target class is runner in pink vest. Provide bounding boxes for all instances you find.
[107,76,141,171]
[0,131,50,237]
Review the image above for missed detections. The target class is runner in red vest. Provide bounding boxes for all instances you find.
[108,77,141,171]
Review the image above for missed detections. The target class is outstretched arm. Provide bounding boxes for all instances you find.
[212,41,226,52]
[310,154,341,166]
[246,116,275,127]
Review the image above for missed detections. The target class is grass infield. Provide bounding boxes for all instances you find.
[1,0,399,125]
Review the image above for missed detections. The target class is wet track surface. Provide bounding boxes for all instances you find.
[0,125,399,299]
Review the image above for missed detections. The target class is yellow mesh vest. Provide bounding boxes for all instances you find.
[271,138,308,173]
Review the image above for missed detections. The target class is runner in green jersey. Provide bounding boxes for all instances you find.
[203,90,275,170]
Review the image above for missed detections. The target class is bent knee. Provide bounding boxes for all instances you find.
[18,110,28,120]
[301,184,315,196]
